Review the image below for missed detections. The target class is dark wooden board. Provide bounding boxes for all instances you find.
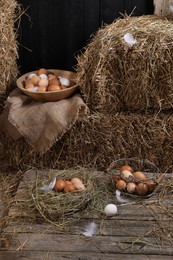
[1,251,172,260]
[17,0,153,74]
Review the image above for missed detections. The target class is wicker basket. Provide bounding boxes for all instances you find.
[16,69,79,102]
[105,158,164,198]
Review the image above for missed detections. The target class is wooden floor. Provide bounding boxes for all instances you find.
[0,168,173,260]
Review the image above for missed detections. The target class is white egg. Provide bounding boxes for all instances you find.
[28,86,39,92]
[104,204,118,216]
[59,77,70,86]
[28,73,36,79]
[39,73,48,79]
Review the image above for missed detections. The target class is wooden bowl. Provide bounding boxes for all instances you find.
[16,69,79,102]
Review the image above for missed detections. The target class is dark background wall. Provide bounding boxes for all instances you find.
[17,0,154,75]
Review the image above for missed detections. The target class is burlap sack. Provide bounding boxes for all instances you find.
[0,89,88,153]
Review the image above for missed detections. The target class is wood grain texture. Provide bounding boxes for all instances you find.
[1,251,172,260]
[17,0,153,74]
[1,169,173,258]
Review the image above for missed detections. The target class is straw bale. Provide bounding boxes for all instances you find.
[0,1,20,101]
[76,15,173,114]
[2,111,173,173]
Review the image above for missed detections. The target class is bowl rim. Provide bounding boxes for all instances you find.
[16,69,78,93]
[16,69,79,102]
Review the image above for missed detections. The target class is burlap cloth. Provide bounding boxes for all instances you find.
[0,89,88,153]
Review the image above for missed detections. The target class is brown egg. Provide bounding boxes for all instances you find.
[38,78,49,88]
[25,82,35,89]
[25,77,33,85]
[47,84,61,91]
[37,86,47,92]
[38,68,48,75]
[71,178,85,191]
[126,182,136,194]
[116,179,127,191]
[60,85,68,90]
[133,171,147,181]
[119,165,133,173]
[30,74,40,85]
[145,179,156,192]
[49,78,61,86]
[136,183,148,196]
[48,74,56,80]
[65,181,72,185]
[24,78,34,88]
[113,175,121,183]
[64,182,76,193]
[54,179,66,192]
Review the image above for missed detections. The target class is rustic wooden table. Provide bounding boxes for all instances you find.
[0,169,173,259]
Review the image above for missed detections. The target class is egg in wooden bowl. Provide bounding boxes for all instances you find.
[16,68,79,102]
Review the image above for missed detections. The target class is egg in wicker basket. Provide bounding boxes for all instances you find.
[105,158,164,198]
[16,68,79,102]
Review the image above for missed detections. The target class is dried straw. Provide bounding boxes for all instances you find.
[76,15,173,114]
[2,111,173,173]
[0,1,20,103]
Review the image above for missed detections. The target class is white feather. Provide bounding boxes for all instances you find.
[83,222,97,237]
[40,177,56,191]
[123,33,137,47]
[115,190,129,204]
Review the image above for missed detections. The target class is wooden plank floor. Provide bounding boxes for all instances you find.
[0,169,173,259]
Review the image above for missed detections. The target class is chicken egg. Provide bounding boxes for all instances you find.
[121,170,133,179]
[145,179,156,192]
[59,77,70,86]
[116,179,126,191]
[47,84,61,91]
[38,78,49,88]
[126,182,136,194]
[136,183,148,196]
[25,82,35,89]
[54,179,66,192]
[28,73,37,79]
[28,86,39,92]
[71,178,86,191]
[38,68,48,75]
[133,171,147,181]
[48,74,56,80]
[64,182,76,193]
[37,86,47,92]
[39,73,48,79]
[60,85,68,90]
[104,204,118,216]
[49,78,61,86]
[119,165,133,173]
[30,74,40,85]
[113,175,121,184]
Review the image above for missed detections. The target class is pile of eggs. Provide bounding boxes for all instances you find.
[54,177,85,193]
[113,165,159,196]
[24,68,71,92]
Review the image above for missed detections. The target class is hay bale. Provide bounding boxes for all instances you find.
[0,1,20,100]
[2,111,173,172]
[76,15,173,114]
